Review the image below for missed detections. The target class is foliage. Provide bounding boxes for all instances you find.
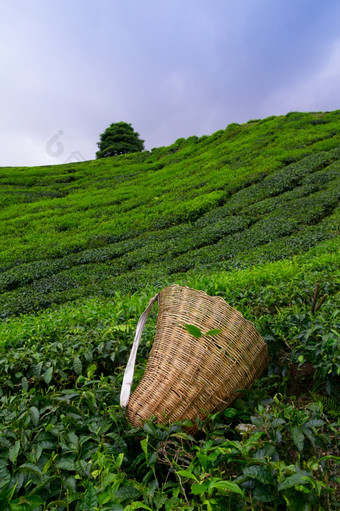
[0,110,339,509]
[96,122,144,158]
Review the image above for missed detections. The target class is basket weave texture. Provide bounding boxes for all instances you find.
[127,285,269,428]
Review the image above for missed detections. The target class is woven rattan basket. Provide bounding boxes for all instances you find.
[120,285,269,428]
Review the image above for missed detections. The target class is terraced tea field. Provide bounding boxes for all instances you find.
[0,111,339,510]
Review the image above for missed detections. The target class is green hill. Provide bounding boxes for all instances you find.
[1,110,339,318]
[0,111,339,509]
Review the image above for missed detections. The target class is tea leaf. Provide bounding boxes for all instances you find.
[9,441,20,464]
[124,503,152,511]
[21,377,28,391]
[252,483,276,502]
[290,426,305,452]
[56,460,75,471]
[115,486,140,501]
[184,324,202,338]
[243,465,274,485]
[84,483,98,509]
[73,357,83,375]
[75,460,88,477]
[278,471,310,490]
[29,406,40,427]
[205,329,222,336]
[19,463,43,477]
[176,470,199,482]
[210,480,244,496]
[191,482,210,494]
[10,495,45,510]
[43,366,53,384]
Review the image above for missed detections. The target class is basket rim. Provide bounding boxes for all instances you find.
[162,284,255,329]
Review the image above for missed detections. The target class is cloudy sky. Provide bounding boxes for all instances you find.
[1,0,340,167]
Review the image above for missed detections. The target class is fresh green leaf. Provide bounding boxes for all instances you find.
[0,465,11,490]
[184,324,202,338]
[176,470,199,482]
[147,451,158,466]
[243,465,274,485]
[21,377,28,391]
[205,329,222,336]
[55,460,75,471]
[29,406,40,427]
[19,463,42,477]
[9,441,20,465]
[191,482,210,495]
[140,438,148,456]
[123,503,152,511]
[84,483,98,510]
[278,471,310,491]
[252,483,276,502]
[0,483,17,504]
[304,419,324,428]
[43,366,53,384]
[106,432,128,454]
[28,475,58,495]
[75,460,88,477]
[143,422,155,435]
[115,486,140,501]
[209,480,244,496]
[73,357,83,375]
[290,425,305,452]
[10,495,45,510]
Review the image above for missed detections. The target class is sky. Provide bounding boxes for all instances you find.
[1,0,340,167]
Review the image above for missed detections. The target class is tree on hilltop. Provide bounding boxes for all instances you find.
[96,122,144,158]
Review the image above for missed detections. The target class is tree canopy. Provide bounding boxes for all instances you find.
[96,122,144,158]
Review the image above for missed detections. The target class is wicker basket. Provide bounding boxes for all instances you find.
[120,285,269,428]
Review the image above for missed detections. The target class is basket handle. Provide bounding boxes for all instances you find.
[120,293,159,408]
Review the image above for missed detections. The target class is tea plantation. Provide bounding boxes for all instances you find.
[0,111,339,510]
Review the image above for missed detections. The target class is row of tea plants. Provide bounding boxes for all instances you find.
[0,110,339,509]
[0,237,339,509]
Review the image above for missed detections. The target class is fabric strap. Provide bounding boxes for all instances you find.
[120,293,159,408]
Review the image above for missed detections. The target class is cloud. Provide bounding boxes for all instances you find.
[263,39,340,115]
[1,1,340,166]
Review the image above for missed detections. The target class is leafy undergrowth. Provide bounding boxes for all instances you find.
[0,111,339,509]
[0,240,339,510]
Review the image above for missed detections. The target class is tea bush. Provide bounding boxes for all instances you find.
[0,111,339,509]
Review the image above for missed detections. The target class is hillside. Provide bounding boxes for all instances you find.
[0,111,339,318]
[0,111,339,509]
